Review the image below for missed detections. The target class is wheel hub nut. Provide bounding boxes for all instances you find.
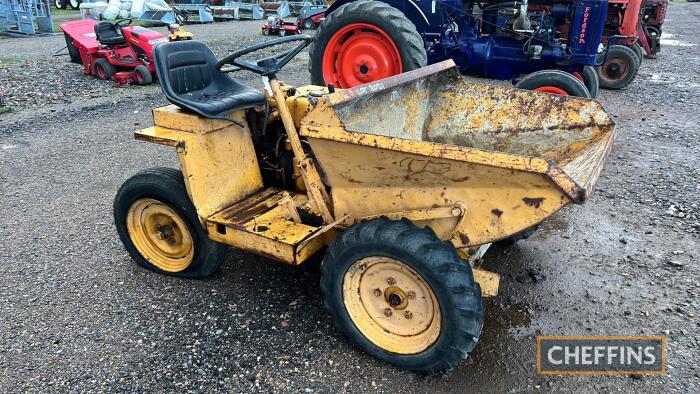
[404,311,413,319]
[407,291,416,300]
[384,308,392,317]
[386,277,396,285]
[373,288,382,297]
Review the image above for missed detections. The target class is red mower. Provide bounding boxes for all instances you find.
[298,9,326,30]
[261,17,302,37]
[60,19,187,85]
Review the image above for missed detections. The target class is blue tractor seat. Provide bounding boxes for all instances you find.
[153,40,267,119]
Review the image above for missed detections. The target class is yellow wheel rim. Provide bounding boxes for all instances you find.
[126,198,194,272]
[342,256,441,354]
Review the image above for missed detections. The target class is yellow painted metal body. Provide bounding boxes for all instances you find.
[135,106,331,265]
[134,60,616,297]
[298,60,616,247]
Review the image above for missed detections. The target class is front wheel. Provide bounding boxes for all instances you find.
[320,218,484,372]
[55,0,66,9]
[69,0,80,10]
[598,45,639,90]
[93,58,116,80]
[303,19,314,30]
[578,66,600,99]
[516,70,591,98]
[133,65,153,85]
[631,42,644,67]
[114,168,228,278]
[309,1,426,88]
[278,29,286,37]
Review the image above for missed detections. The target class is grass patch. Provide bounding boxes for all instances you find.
[0,106,14,115]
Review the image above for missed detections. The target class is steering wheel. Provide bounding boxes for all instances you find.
[114,19,133,28]
[216,35,313,76]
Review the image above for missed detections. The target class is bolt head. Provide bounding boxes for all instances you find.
[407,291,416,300]
[386,277,396,285]
[373,288,382,297]
[451,207,462,216]
[383,308,392,317]
[404,311,413,319]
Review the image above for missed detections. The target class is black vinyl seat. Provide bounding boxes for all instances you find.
[153,41,266,119]
[94,21,126,46]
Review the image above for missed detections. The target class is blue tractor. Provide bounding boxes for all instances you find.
[309,0,611,97]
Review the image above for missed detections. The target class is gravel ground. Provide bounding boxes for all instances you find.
[1,4,699,392]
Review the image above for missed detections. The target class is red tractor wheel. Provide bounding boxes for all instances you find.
[515,70,591,98]
[133,65,153,85]
[309,1,426,88]
[598,45,639,90]
[93,58,116,81]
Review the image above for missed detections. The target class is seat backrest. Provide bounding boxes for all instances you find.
[94,21,120,41]
[154,40,228,94]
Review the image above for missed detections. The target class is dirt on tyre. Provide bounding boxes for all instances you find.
[598,45,639,90]
[114,167,228,279]
[133,65,153,85]
[320,217,484,372]
[516,70,591,98]
[93,58,116,80]
[631,42,644,67]
[309,0,427,88]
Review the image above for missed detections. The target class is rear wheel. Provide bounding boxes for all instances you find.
[320,218,484,372]
[262,28,270,36]
[309,1,426,88]
[303,19,314,30]
[69,0,80,10]
[93,58,116,80]
[133,65,153,85]
[55,0,66,9]
[114,168,228,278]
[598,45,639,90]
[64,32,82,64]
[516,70,591,98]
[279,29,286,37]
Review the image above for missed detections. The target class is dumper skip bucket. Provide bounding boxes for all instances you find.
[300,60,616,247]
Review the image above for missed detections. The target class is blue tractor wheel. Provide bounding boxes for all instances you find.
[515,70,592,98]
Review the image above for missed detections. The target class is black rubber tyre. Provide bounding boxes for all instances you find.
[55,0,66,9]
[64,32,82,64]
[303,19,315,30]
[133,65,153,85]
[262,28,270,36]
[598,45,639,90]
[309,0,427,87]
[93,58,116,80]
[580,65,600,99]
[494,225,540,247]
[114,168,228,279]
[631,42,644,67]
[279,29,286,37]
[320,217,484,372]
[515,70,591,98]
[68,0,80,10]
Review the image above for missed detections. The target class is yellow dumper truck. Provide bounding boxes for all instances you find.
[113,36,616,371]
